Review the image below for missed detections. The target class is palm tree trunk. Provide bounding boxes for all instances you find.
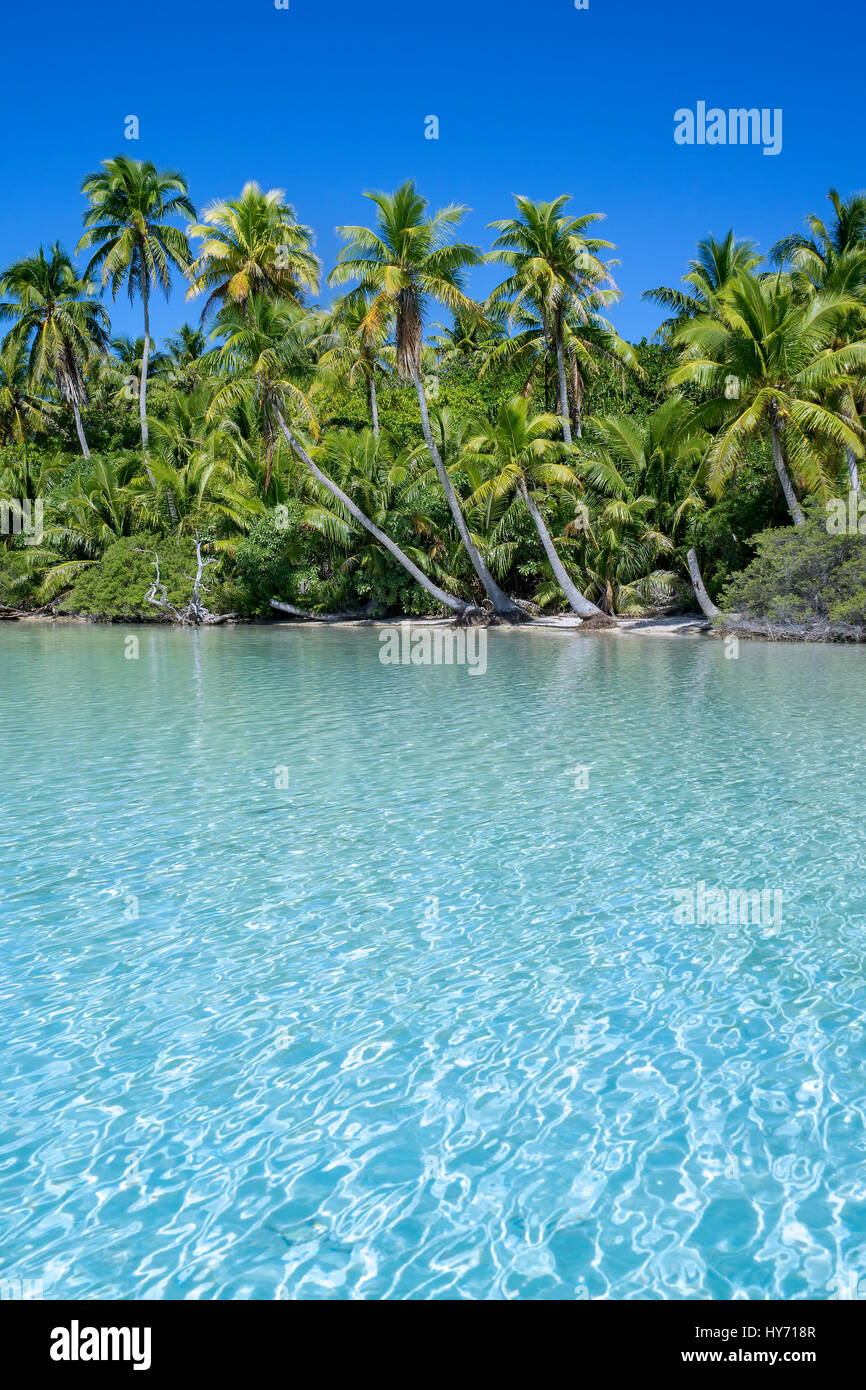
[846,447,860,495]
[141,277,179,524]
[71,401,90,459]
[273,405,474,616]
[769,414,805,527]
[839,396,861,494]
[139,281,155,491]
[140,282,150,452]
[410,365,522,616]
[571,361,583,439]
[520,360,539,399]
[686,548,721,618]
[519,480,607,619]
[369,371,380,441]
[554,326,573,445]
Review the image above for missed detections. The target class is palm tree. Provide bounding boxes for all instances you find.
[482,290,637,434]
[205,293,475,615]
[78,155,195,454]
[157,323,208,391]
[581,398,710,537]
[401,404,519,593]
[771,190,866,493]
[100,335,167,407]
[0,244,109,458]
[204,296,317,489]
[669,271,866,526]
[464,397,608,617]
[0,441,63,552]
[578,403,709,608]
[16,452,143,609]
[568,479,675,617]
[487,195,620,443]
[643,231,762,342]
[317,288,392,439]
[0,335,53,448]
[186,182,319,320]
[429,304,507,368]
[53,453,142,549]
[147,383,220,483]
[302,429,465,607]
[142,445,263,543]
[770,188,866,284]
[329,180,521,617]
[216,395,294,511]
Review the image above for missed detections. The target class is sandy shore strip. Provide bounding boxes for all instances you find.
[269,612,712,636]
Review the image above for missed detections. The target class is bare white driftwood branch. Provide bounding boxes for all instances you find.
[137,534,229,625]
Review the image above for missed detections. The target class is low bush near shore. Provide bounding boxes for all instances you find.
[57,534,234,620]
[720,502,866,636]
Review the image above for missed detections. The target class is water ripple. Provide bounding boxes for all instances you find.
[1,625,865,1298]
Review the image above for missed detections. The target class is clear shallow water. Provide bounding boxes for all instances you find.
[2,622,866,1301]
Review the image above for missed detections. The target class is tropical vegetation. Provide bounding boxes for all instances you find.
[2,166,865,632]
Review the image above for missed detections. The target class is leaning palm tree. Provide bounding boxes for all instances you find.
[78,155,195,453]
[643,230,762,342]
[669,271,866,526]
[0,244,109,457]
[487,195,620,443]
[329,180,521,617]
[186,182,319,320]
[464,396,608,618]
[204,293,475,615]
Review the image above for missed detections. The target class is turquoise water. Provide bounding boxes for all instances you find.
[2,622,866,1300]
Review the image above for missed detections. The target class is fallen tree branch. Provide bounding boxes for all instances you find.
[270,598,384,622]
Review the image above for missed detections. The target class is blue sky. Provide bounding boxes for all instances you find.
[1,0,861,346]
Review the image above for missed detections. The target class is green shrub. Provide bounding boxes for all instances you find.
[58,533,203,619]
[234,505,468,618]
[0,549,42,608]
[234,505,344,616]
[721,500,866,625]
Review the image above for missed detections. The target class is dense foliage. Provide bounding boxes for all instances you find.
[722,501,866,629]
[2,163,865,625]
[56,533,229,620]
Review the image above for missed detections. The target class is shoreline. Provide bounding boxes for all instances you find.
[3,611,714,637]
[9,612,865,643]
